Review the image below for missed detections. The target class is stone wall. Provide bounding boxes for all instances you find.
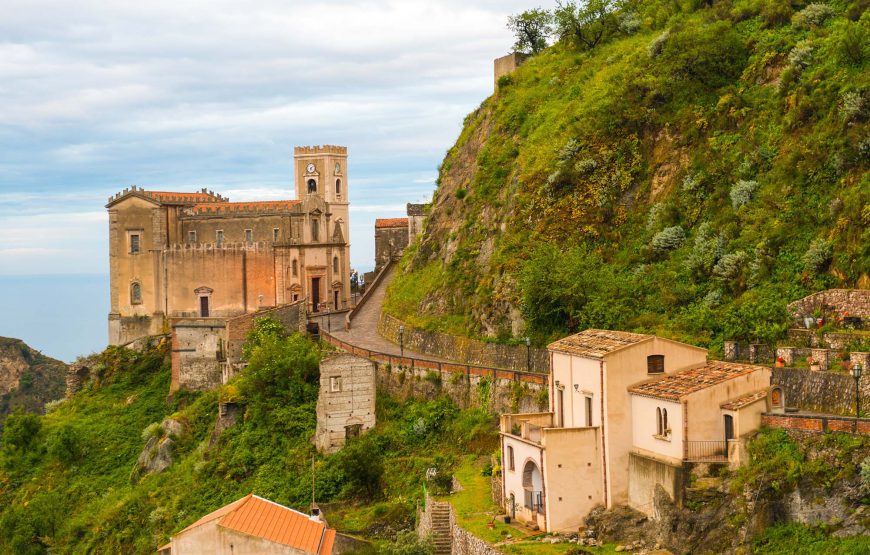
[378,313,548,373]
[788,289,870,319]
[374,224,409,272]
[628,452,685,518]
[314,354,377,454]
[493,52,529,90]
[417,494,504,555]
[772,367,870,416]
[225,300,307,364]
[170,318,226,392]
[762,413,870,435]
[787,329,870,350]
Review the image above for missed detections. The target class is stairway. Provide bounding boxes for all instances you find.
[430,501,452,555]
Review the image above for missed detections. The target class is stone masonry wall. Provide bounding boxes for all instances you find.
[418,494,504,555]
[772,367,870,416]
[762,413,870,435]
[225,300,307,364]
[378,313,548,373]
[788,289,870,319]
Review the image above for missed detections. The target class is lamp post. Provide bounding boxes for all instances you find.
[399,325,405,357]
[327,304,331,333]
[525,337,531,372]
[851,362,862,419]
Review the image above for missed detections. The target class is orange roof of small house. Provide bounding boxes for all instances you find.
[175,494,335,554]
[548,329,653,358]
[375,217,409,228]
[187,200,302,215]
[721,388,770,411]
[629,361,766,401]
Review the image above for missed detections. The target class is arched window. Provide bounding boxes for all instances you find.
[333,256,339,273]
[292,259,298,277]
[662,408,668,434]
[131,282,142,304]
[307,179,317,193]
[647,355,665,374]
[335,179,341,195]
[311,219,319,241]
[656,407,662,436]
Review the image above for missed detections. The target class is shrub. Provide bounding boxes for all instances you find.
[839,91,866,122]
[730,179,758,209]
[141,422,164,442]
[647,29,669,58]
[336,436,384,499]
[651,226,686,253]
[646,203,662,230]
[1,408,41,451]
[45,424,84,464]
[761,1,793,28]
[803,238,833,273]
[655,22,748,89]
[838,23,866,65]
[381,531,435,555]
[713,251,748,281]
[792,3,835,29]
[454,188,467,200]
[787,42,814,71]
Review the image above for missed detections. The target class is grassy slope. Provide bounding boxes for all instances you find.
[386,0,870,351]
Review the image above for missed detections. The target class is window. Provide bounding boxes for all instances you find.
[311,219,319,241]
[244,229,253,243]
[333,256,339,273]
[662,408,669,434]
[216,230,224,246]
[656,407,670,438]
[129,233,140,254]
[130,282,142,304]
[656,408,663,436]
[330,376,342,392]
[273,228,279,242]
[335,179,341,196]
[188,230,197,243]
[292,259,298,277]
[507,445,515,471]
[307,179,317,193]
[647,355,665,374]
[585,396,593,427]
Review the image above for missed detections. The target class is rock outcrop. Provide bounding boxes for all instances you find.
[132,418,186,482]
[0,337,66,423]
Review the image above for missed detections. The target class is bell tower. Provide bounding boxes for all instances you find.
[294,145,348,206]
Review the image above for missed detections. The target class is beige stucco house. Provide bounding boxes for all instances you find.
[159,494,335,555]
[499,329,772,531]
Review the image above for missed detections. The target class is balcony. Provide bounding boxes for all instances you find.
[684,440,728,463]
[500,413,553,444]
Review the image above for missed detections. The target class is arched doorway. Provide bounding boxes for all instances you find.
[522,460,543,513]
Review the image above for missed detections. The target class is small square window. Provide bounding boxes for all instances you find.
[188,230,197,243]
[245,229,253,243]
[129,233,140,254]
[330,376,342,392]
[216,230,224,245]
[273,228,279,242]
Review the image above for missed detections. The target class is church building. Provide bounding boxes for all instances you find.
[106,145,351,345]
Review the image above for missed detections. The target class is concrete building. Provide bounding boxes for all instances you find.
[159,494,335,555]
[107,145,351,346]
[499,329,771,531]
[314,353,377,454]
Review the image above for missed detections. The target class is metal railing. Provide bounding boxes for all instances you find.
[685,440,728,462]
[524,489,543,513]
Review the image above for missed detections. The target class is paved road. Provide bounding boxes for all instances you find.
[312,264,449,362]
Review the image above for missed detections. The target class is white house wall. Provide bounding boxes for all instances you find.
[551,353,601,428]
[630,395,683,463]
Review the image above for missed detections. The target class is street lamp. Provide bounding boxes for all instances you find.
[327,304,331,333]
[851,362,862,419]
[399,325,405,357]
[525,337,531,373]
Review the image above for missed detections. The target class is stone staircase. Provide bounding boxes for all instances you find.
[430,500,452,555]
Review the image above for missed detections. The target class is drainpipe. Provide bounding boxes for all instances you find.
[600,360,608,508]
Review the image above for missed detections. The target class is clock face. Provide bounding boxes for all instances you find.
[335,162,341,173]
[306,163,316,173]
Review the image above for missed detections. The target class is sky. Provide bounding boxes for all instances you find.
[0,0,538,360]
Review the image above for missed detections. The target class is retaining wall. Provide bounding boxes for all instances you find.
[788,289,870,319]
[378,313,548,373]
[762,413,870,435]
[772,367,870,416]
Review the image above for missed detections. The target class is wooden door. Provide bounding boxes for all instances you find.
[724,414,734,442]
[199,296,209,317]
[311,277,321,312]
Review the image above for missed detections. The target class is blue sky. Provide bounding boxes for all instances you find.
[0,0,537,359]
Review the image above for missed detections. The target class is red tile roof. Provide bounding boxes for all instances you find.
[548,329,652,359]
[629,361,766,401]
[175,494,335,554]
[721,388,770,411]
[375,217,409,228]
[187,200,301,215]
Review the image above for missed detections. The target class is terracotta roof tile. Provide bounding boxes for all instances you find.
[375,217,409,228]
[629,361,766,401]
[188,200,301,215]
[175,494,333,554]
[721,388,770,410]
[147,191,224,204]
[548,329,653,359]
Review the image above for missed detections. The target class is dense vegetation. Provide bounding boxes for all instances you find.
[386,0,869,352]
[0,324,496,554]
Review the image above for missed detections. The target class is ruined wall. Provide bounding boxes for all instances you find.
[493,52,529,90]
[628,452,685,518]
[170,318,226,392]
[314,354,377,454]
[378,313,548,373]
[374,225,409,272]
[772,367,870,416]
[788,289,870,319]
[225,301,307,364]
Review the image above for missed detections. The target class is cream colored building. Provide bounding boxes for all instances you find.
[499,329,772,531]
[107,145,351,346]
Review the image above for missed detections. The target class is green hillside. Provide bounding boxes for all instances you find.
[386,0,870,350]
[0,328,496,554]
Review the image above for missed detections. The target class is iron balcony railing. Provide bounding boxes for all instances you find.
[524,489,544,513]
[685,440,729,462]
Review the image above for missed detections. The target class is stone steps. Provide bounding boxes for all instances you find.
[429,501,452,555]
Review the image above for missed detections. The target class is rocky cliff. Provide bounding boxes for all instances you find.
[0,337,66,422]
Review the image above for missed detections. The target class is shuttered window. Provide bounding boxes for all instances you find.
[647,355,664,374]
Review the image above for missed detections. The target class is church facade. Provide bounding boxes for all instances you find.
[107,145,351,345]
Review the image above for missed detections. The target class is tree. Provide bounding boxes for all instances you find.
[350,269,361,293]
[507,8,553,55]
[553,0,622,50]
[1,408,42,452]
